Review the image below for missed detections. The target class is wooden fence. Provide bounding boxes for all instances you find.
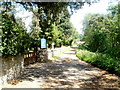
[24,51,37,66]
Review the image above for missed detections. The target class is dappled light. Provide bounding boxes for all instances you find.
[1,1,120,89]
[3,48,120,88]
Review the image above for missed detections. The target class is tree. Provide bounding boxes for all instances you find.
[18,1,99,47]
[1,2,31,56]
[82,4,120,58]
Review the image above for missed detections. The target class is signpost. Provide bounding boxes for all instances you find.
[41,38,46,49]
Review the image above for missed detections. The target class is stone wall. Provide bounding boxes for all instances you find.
[37,48,63,62]
[0,47,69,87]
[0,55,24,86]
[37,48,48,63]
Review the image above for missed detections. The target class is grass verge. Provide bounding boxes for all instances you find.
[50,47,71,61]
[76,49,120,76]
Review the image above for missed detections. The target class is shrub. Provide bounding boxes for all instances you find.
[76,49,120,75]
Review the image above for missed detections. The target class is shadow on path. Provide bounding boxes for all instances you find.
[7,48,120,89]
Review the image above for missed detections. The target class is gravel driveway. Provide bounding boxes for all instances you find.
[2,48,120,89]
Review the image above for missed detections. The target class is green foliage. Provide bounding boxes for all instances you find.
[2,15,31,56]
[82,5,120,58]
[25,2,79,47]
[57,8,79,46]
[77,4,120,75]
[76,49,120,75]
[78,43,88,50]
[1,3,32,56]
[1,2,81,56]
[30,13,41,40]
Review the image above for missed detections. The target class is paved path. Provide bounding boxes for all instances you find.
[2,48,120,89]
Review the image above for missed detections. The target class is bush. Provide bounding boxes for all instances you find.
[76,49,120,75]
[78,43,88,50]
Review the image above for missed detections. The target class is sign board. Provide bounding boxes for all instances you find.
[41,38,46,48]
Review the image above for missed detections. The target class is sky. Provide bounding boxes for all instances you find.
[15,3,33,32]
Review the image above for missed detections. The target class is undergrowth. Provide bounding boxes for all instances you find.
[76,49,120,76]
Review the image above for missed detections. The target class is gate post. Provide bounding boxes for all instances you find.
[37,38,48,63]
[37,48,48,63]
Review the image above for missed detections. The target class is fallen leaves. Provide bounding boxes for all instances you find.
[8,79,22,85]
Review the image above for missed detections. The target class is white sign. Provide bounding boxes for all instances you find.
[41,38,46,48]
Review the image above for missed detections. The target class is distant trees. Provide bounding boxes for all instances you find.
[58,7,79,46]
[82,4,120,58]
[77,4,120,75]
